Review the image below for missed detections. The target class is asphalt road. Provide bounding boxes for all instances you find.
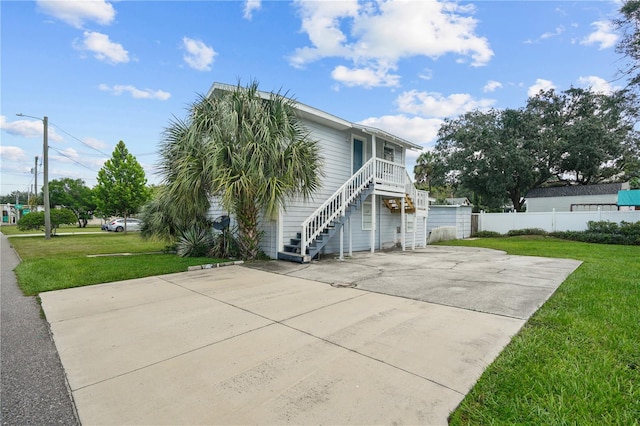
[0,234,78,425]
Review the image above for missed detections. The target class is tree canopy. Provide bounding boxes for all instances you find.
[434,87,639,211]
[0,191,31,205]
[94,141,149,230]
[436,108,546,211]
[149,80,323,259]
[48,178,96,227]
[616,0,640,88]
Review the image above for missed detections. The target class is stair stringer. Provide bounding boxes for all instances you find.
[278,185,374,262]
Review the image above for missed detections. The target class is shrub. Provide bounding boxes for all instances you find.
[586,221,620,234]
[551,221,640,245]
[17,208,77,235]
[506,228,547,237]
[474,231,503,238]
[618,221,640,237]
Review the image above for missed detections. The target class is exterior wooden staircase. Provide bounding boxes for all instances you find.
[277,157,429,263]
[278,158,377,263]
[383,194,416,213]
[277,185,374,263]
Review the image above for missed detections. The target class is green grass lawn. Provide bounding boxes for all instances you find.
[443,237,640,425]
[8,233,226,295]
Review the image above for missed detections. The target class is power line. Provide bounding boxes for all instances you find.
[48,121,111,157]
[49,121,154,160]
[48,145,99,173]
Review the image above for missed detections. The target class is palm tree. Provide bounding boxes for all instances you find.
[414,151,439,191]
[153,80,323,259]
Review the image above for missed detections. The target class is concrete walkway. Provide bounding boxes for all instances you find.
[39,247,581,425]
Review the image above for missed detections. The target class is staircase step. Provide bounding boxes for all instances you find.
[283,244,300,253]
[277,251,311,263]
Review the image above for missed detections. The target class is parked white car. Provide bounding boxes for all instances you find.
[106,218,142,232]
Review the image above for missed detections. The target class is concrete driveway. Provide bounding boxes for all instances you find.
[40,246,581,425]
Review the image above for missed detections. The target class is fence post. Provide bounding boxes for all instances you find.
[552,208,556,232]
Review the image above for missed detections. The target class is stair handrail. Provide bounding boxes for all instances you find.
[405,170,429,212]
[301,157,376,256]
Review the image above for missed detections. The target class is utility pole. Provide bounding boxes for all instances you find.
[17,113,51,239]
[43,116,51,239]
[34,156,38,206]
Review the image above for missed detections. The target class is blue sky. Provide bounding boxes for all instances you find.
[0,0,625,196]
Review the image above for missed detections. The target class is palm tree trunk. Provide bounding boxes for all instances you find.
[235,198,262,260]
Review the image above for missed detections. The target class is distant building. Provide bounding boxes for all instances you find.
[444,197,472,206]
[617,189,640,211]
[525,182,630,212]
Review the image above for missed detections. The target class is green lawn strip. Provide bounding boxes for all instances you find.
[443,237,640,425]
[9,233,227,296]
[1,225,103,235]
[9,233,168,260]
[15,254,218,295]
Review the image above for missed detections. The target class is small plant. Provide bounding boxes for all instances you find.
[208,228,240,259]
[176,227,213,257]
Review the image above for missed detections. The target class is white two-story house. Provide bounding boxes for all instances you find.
[208,82,429,263]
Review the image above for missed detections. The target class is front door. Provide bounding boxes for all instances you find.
[353,138,364,173]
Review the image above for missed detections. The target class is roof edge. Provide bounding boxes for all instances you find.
[207,82,423,151]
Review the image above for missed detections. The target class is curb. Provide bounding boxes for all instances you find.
[187,260,244,271]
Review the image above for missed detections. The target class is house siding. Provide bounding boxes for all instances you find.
[316,195,426,255]
[280,120,354,248]
[205,103,426,259]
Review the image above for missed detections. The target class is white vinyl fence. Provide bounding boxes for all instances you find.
[476,209,640,234]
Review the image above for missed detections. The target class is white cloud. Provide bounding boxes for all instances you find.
[418,69,433,81]
[483,80,503,93]
[82,137,107,150]
[99,84,171,100]
[243,0,261,20]
[0,146,27,162]
[541,26,565,40]
[74,31,129,64]
[396,90,495,118]
[182,37,216,71]
[581,21,618,50]
[331,64,400,88]
[528,78,555,97]
[577,75,620,94]
[53,147,80,163]
[290,0,493,88]
[0,115,64,142]
[37,0,115,28]
[359,115,443,147]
